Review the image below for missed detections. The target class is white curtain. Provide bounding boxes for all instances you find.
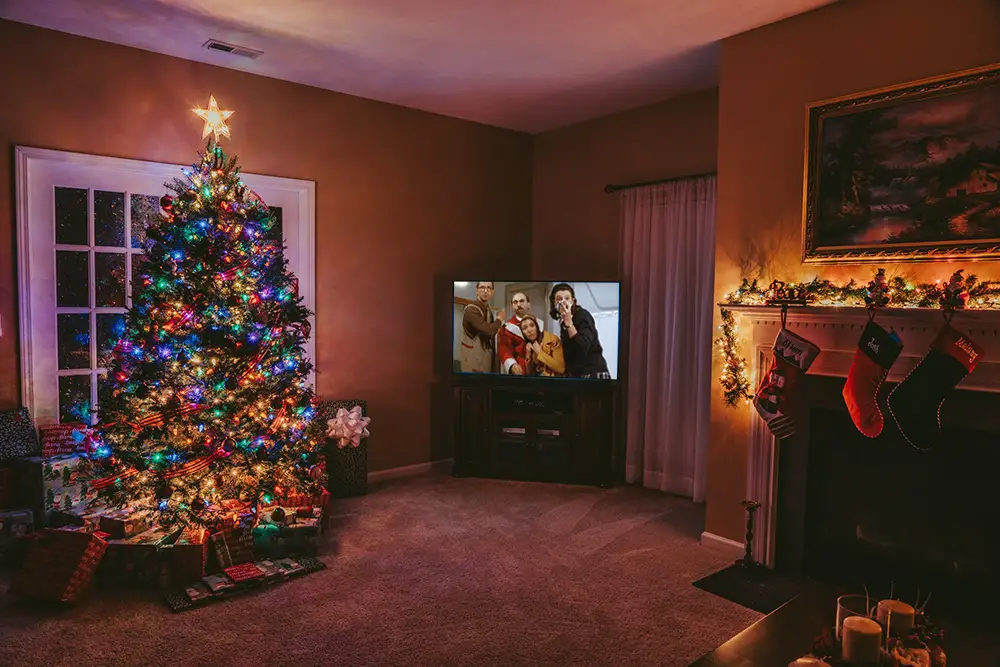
[621,175,716,501]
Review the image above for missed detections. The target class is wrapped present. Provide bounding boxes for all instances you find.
[251,523,281,558]
[8,528,107,604]
[0,463,14,508]
[98,528,178,589]
[16,454,95,527]
[253,559,286,583]
[282,488,330,524]
[201,573,237,595]
[184,581,213,602]
[0,407,41,462]
[224,562,265,585]
[99,508,152,540]
[260,506,299,525]
[209,531,232,569]
[0,509,34,562]
[278,517,321,555]
[0,463,14,506]
[49,503,108,532]
[272,557,306,577]
[319,399,368,498]
[253,516,322,558]
[165,526,208,584]
[38,424,87,457]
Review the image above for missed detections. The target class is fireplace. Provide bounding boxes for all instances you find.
[774,374,1000,616]
[728,304,1000,618]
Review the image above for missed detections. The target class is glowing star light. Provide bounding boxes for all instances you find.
[193,95,234,141]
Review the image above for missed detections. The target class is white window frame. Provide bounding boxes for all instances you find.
[15,146,316,426]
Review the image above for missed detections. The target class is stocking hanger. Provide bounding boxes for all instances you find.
[763,281,807,329]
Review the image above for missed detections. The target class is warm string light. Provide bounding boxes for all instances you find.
[716,308,752,406]
[716,268,1000,407]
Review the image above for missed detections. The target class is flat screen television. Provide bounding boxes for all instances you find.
[453,281,621,380]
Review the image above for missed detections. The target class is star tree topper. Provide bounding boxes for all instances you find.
[193,95,234,141]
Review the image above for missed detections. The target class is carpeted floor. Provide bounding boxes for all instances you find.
[0,474,761,667]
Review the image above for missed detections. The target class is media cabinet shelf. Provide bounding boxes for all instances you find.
[452,377,622,487]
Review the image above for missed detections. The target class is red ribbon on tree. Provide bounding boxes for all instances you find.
[124,402,205,431]
[217,259,251,282]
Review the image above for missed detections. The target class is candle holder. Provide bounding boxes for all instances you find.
[736,500,762,571]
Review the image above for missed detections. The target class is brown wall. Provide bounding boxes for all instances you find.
[531,89,719,279]
[0,20,534,471]
[709,0,1000,541]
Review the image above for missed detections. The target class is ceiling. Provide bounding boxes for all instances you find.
[1,0,837,133]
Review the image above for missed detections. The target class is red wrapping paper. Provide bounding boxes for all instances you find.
[9,529,107,603]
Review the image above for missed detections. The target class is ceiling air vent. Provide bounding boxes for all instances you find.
[203,39,263,60]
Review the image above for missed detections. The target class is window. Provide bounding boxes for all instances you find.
[16,147,315,427]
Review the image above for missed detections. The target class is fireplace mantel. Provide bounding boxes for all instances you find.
[723,304,1000,568]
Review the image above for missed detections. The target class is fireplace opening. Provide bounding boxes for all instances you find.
[777,375,1000,620]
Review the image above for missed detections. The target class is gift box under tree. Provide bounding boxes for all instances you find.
[0,407,40,462]
[16,454,95,527]
[8,528,107,604]
[319,399,369,498]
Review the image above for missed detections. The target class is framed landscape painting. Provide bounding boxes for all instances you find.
[802,64,1000,264]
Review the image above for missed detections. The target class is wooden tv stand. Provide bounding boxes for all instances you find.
[451,376,622,487]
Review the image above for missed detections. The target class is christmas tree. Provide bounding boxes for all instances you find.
[93,97,326,527]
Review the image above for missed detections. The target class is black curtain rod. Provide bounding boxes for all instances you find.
[604,171,717,194]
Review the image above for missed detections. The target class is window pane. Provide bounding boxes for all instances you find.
[94,190,125,247]
[267,206,283,244]
[56,250,90,307]
[131,254,150,299]
[55,187,88,245]
[130,193,160,249]
[58,375,92,423]
[96,313,126,366]
[57,313,91,369]
[95,252,126,307]
[97,372,109,422]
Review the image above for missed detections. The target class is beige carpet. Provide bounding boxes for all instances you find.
[0,474,760,667]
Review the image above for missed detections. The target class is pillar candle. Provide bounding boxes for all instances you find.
[841,616,882,664]
[788,658,832,667]
[877,599,915,635]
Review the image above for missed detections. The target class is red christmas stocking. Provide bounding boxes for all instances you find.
[842,320,903,438]
[753,328,821,438]
[887,325,984,450]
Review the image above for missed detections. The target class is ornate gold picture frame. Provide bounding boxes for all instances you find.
[802,64,1000,264]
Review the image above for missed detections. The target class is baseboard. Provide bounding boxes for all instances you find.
[368,458,453,484]
[700,531,744,560]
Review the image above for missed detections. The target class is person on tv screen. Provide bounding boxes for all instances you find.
[498,291,543,375]
[460,281,506,373]
[519,314,565,377]
[550,283,611,379]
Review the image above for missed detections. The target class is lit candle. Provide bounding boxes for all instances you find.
[841,616,882,664]
[877,599,915,635]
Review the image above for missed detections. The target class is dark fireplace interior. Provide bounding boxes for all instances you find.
[776,374,1000,622]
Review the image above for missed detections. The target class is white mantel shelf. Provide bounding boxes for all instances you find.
[720,302,1000,324]
[724,301,1000,569]
[720,303,1000,391]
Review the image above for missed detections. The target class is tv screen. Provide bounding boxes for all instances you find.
[453,281,620,380]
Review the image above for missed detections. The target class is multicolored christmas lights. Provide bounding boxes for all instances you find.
[91,97,325,526]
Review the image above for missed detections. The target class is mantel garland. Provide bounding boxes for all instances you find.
[716,269,1000,406]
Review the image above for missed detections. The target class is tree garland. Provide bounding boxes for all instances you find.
[716,269,1000,407]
